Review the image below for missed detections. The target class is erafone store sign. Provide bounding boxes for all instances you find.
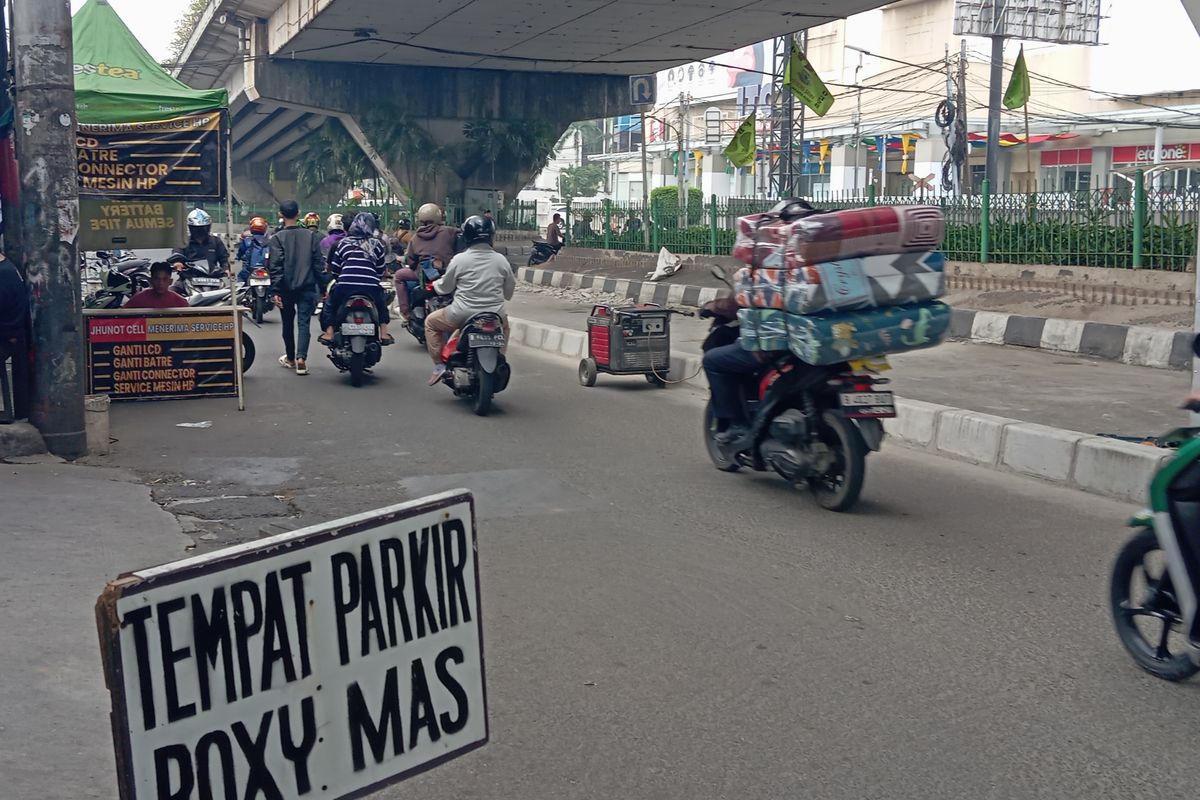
[1111,143,1200,164]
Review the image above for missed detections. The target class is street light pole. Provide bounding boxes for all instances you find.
[11,0,86,458]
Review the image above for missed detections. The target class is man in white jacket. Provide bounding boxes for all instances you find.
[426,215,515,385]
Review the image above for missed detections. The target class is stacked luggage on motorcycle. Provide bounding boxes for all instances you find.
[732,205,950,365]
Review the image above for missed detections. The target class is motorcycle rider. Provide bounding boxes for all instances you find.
[701,294,766,445]
[235,216,271,285]
[319,212,394,346]
[303,212,321,230]
[395,203,458,323]
[172,208,230,275]
[424,215,514,385]
[320,213,346,262]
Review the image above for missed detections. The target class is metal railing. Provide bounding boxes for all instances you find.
[554,171,1198,270]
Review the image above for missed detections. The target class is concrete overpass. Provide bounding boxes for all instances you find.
[173,0,894,206]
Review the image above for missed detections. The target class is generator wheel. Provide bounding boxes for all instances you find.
[645,373,666,388]
[579,358,598,387]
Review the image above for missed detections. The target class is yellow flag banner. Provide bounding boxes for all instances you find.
[784,42,834,117]
[723,111,757,168]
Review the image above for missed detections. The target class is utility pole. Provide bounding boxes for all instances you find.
[797,29,808,197]
[12,0,87,457]
[853,51,863,194]
[958,40,971,194]
[983,0,1008,192]
[639,109,650,249]
[676,92,688,228]
[943,43,960,195]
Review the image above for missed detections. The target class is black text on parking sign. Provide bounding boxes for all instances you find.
[95,490,487,800]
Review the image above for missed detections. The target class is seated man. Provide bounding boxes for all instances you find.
[125,262,189,309]
[318,212,393,345]
[546,213,564,254]
[425,215,514,385]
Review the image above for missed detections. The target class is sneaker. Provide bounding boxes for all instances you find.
[295,359,308,376]
[278,355,295,369]
[427,364,447,386]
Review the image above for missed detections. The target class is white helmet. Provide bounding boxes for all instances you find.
[186,208,212,227]
[326,213,344,232]
[416,203,444,225]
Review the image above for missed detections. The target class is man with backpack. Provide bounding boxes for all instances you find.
[236,216,271,284]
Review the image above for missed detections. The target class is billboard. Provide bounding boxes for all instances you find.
[656,41,768,103]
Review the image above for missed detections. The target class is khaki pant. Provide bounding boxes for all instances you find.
[425,308,509,364]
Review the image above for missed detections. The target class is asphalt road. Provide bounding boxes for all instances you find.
[92,315,1200,800]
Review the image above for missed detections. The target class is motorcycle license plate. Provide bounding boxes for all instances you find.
[192,276,223,287]
[340,323,375,336]
[468,333,505,347]
[249,277,270,286]
[840,390,896,418]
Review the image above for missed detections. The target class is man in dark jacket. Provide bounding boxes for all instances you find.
[0,253,30,422]
[268,199,323,375]
[395,203,459,321]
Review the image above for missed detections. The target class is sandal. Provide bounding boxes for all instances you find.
[381,335,395,346]
[317,335,334,346]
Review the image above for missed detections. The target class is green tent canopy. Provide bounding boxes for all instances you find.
[73,0,227,124]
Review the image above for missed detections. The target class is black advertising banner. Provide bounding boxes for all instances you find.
[86,310,239,401]
[79,199,186,250]
[77,112,224,199]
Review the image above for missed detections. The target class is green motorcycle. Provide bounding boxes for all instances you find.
[1110,338,1200,681]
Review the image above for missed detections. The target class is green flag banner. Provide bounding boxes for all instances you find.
[1003,45,1030,110]
[724,111,757,167]
[784,43,834,117]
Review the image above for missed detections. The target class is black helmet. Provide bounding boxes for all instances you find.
[397,218,412,231]
[461,215,495,247]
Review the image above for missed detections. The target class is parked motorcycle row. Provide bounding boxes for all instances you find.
[81,250,256,373]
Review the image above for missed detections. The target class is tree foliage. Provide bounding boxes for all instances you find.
[558,164,606,200]
[167,0,208,63]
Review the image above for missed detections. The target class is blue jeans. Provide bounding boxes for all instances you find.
[279,290,318,362]
[702,342,761,423]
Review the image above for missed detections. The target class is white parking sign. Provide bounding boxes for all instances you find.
[629,74,656,106]
[96,490,487,800]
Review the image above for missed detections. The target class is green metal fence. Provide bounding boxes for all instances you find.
[200,198,540,234]
[556,173,1198,270]
[199,175,1197,269]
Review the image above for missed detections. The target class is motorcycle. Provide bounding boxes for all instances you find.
[1109,360,1200,682]
[173,258,229,298]
[83,261,150,309]
[323,292,384,387]
[699,266,891,513]
[244,266,272,324]
[528,240,557,266]
[402,261,450,347]
[435,312,511,416]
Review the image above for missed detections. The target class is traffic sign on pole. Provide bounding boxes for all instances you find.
[629,74,656,106]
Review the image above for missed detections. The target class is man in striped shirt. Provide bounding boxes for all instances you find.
[318,213,394,346]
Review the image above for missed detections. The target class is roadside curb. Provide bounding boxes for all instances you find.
[508,313,1167,504]
[511,264,1192,372]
